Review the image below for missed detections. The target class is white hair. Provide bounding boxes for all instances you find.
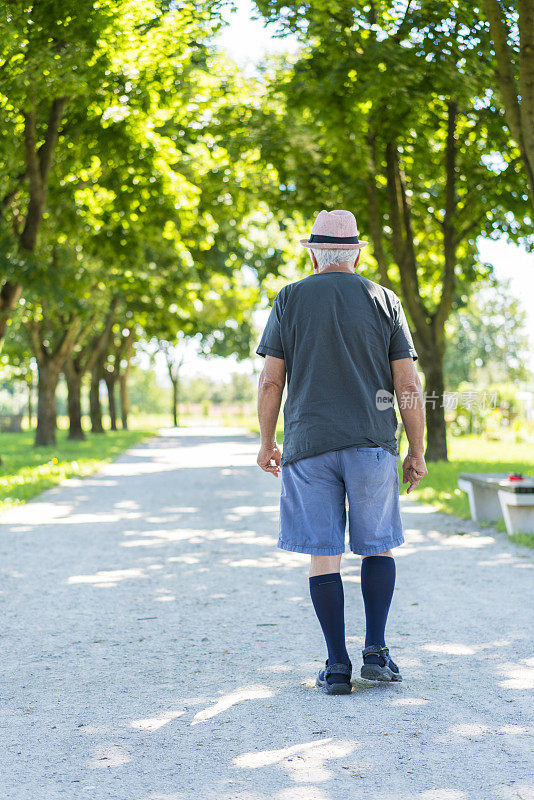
[310,248,359,270]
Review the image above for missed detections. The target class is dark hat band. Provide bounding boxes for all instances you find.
[308,233,359,244]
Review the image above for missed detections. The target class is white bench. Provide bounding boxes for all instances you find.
[457,472,534,537]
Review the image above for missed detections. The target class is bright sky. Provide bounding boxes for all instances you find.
[147,0,534,384]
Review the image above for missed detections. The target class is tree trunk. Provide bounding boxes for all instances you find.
[171,377,179,427]
[90,362,104,433]
[64,365,85,440]
[27,374,33,430]
[0,280,23,347]
[105,373,118,431]
[419,354,448,462]
[120,365,131,430]
[35,362,60,446]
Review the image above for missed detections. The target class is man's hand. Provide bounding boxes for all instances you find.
[257,443,282,477]
[402,449,428,494]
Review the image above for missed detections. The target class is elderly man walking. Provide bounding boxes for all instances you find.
[256,209,427,695]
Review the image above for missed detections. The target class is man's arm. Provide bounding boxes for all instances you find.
[257,355,286,477]
[390,357,428,493]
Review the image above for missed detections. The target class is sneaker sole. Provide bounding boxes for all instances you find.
[360,665,402,682]
[316,678,352,695]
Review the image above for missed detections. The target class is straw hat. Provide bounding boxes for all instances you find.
[300,209,368,250]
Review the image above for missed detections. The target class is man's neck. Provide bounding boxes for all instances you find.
[315,266,355,274]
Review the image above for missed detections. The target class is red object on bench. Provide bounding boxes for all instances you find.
[507,473,524,481]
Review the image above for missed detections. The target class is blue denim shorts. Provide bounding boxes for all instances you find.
[278,445,404,556]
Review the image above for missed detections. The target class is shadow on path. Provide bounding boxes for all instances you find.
[0,427,533,800]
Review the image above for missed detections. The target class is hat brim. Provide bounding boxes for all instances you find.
[300,239,368,250]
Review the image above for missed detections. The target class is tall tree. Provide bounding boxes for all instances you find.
[63,297,118,439]
[0,1,118,343]
[249,0,532,459]
[482,0,534,207]
[0,0,223,348]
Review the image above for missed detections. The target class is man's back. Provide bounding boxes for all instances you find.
[256,271,418,465]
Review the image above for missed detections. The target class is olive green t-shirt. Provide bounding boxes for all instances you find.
[256,272,418,466]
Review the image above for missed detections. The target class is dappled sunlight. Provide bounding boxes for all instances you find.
[54,509,144,525]
[261,663,292,673]
[496,786,534,800]
[233,737,358,783]
[157,426,254,439]
[275,786,332,800]
[497,658,534,689]
[228,555,292,568]
[190,685,274,725]
[434,721,533,745]
[1,499,76,525]
[130,711,185,731]
[402,528,427,541]
[4,428,532,798]
[497,725,531,735]
[166,555,200,564]
[421,639,511,657]
[67,567,147,586]
[229,504,279,515]
[476,552,534,569]
[439,534,496,548]
[88,744,132,768]
[114,500,140,510]
[450,723,490,737]
[422,643,479,656]
[162,506,198,514]
[445,723,532,738]
[390,697,430,706]
[101,461,179,477]
[222,533,278,547]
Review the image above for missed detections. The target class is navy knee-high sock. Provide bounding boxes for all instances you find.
[309,572,350,680]
[361,555,396,664]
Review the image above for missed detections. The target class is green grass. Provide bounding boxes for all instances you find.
[508,531,534,548]
[0,425,157,511]
[402,435,534,527]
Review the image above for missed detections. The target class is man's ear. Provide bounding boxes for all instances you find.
[354,251,361,269]
[310,250,318,272]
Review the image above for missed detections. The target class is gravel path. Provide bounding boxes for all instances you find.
[1,426,533,800]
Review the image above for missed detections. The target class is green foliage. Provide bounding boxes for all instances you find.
[1,1,279,377]
[444,277,531,387]
[182,372,255,404]
[128,364,170,415]
[249,0,533,304]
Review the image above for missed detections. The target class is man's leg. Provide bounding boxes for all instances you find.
[309,554,350,684]
[360,550,399,671]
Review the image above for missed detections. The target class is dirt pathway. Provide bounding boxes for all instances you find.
[1,427,532,800]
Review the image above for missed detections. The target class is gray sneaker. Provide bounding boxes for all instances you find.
[360,644,402,682]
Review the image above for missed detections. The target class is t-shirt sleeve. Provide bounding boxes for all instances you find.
[256,291,285,360]
[389,297,418,361]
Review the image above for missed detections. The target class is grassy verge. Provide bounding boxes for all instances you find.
[401,436,534,530]
[0,426,156,511]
